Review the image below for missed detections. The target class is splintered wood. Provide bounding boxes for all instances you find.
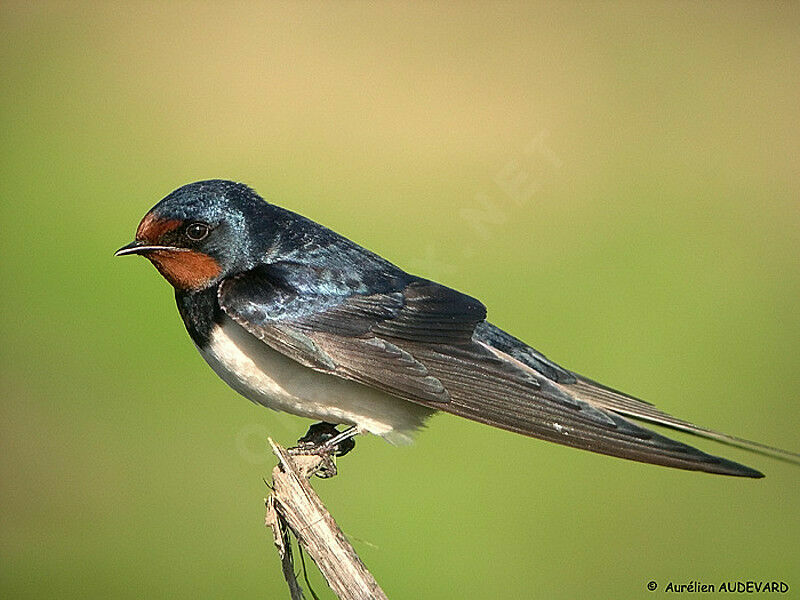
[265,440,388,600]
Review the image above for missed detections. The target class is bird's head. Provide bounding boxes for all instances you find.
[115,180,269,291]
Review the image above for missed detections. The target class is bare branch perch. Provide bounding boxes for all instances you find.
[265,439,388,600]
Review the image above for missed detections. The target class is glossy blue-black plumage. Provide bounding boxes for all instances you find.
[158,179,412,294]
[160,179,413,345]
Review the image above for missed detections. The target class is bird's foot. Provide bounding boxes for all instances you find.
[287,422,359,479]
[293,422,358,457]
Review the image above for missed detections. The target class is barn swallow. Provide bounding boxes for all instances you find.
[116,179,797,477]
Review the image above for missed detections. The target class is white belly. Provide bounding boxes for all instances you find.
[198,315,434,444]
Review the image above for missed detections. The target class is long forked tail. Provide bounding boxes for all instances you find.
[472,321,797,477]
[568,376,800,466]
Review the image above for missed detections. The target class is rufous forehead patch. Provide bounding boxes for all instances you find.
[136,213,183,243]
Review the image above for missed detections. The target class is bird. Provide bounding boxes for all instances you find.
[116,179,796,478]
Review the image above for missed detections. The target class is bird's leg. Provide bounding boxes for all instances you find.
[319,425,359,456]
[287,422,360,479]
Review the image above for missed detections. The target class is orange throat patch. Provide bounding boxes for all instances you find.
[146,249,222,291]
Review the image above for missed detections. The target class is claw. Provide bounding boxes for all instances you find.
[287,423,360,477]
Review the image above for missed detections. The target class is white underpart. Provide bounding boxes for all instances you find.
[198,315,434,444]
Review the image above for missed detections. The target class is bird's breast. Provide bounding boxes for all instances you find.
[196,314,434,443]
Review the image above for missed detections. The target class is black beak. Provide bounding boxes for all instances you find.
[114,241,181,256]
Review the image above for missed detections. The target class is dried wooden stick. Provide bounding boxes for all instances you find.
[265,439,388,600]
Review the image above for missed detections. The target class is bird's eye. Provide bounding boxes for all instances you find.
[185,222,210,241]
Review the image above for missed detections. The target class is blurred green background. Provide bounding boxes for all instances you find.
[2,2,798,598]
